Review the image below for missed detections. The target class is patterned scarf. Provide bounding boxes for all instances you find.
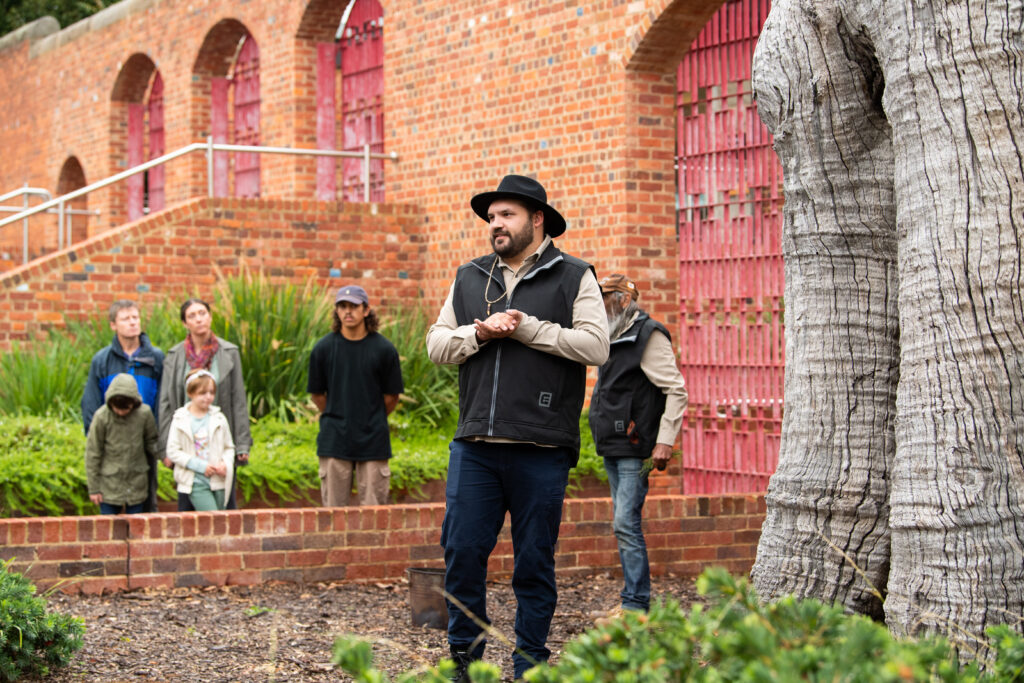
[184,334,220,370]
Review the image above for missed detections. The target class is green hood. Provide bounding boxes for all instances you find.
[105,373,142,406]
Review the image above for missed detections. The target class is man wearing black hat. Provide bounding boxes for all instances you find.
[308,284,404,507]
[427,175,609,680]
[589,273,688,615]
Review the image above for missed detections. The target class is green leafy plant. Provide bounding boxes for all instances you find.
[209,267,334,421]
[332,568,1024,682]
[0,559,84,682]
[244,605,275,618]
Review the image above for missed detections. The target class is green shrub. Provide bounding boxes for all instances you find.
[332,568,1024,682]
[0,559,84,682]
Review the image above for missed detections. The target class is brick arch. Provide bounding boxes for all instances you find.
[296,0,348,42]
[192,19,252,78]
[623,0,725,73]
[609,0,730,329]
[110,54,163,225]
[190,19,260,198]
[295,0,386,201]
[56,156,89,245]
[111,53,157,103]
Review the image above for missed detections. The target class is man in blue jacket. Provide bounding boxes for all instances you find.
[81,299,164,511]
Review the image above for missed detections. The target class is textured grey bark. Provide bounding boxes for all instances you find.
[751,0,1024,642]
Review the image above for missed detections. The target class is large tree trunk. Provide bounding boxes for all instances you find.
[752,0,1024,643]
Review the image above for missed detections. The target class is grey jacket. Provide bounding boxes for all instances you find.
[157,338,253,454]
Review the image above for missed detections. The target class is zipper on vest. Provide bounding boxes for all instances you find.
[488,346,501,436]
[484,253,565,436]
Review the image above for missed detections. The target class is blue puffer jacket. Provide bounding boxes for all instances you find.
[81,333,164,434]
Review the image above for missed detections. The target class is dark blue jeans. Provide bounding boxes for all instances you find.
[441,439,571,679]
[604,456,651,611]
[99,502,144,515]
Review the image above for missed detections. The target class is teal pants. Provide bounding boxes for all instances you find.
[190,474,225,512]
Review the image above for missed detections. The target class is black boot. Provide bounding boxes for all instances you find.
[449,647,476,682]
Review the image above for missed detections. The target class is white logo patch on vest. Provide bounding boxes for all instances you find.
[538,392,553,408]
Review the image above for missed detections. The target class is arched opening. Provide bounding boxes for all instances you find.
[192,20,261,198]
[57,156,89,246]
[625,0,784,494]
[110,53,164,224]
[296,0,384,202]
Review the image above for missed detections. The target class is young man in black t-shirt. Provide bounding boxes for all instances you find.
[307,285,404,506]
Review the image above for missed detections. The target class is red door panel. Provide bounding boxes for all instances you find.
[211,76,230,198]
[147,72,165,212]
[340,0,384,202]
[316,42,338,201]
[233,35,260,198]
[126,103,144,221]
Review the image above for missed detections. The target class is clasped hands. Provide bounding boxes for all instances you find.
[474,309,523,342]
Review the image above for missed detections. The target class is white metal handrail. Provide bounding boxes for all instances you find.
[0,186,51,264]
[0,138,398,261]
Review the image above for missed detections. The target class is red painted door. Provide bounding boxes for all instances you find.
[340,0,384,202]
[126,103,144,221]
[676,0,784,493]
[147,72,165,212]
[211,77,230,197]
[316,42,338,201]
[233,34,260,198]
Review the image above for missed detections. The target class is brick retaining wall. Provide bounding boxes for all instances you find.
[1,495,765,594]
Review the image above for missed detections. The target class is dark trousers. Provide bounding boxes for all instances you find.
[441,439,570,678]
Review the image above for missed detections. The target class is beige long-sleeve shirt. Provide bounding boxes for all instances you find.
[426,236,610,367]
[615,310,689,446]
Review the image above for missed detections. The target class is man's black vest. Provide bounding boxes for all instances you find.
[451,244,593,456]
[589,312,670,458]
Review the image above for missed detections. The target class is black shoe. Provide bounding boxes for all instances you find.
[449,647,476,682]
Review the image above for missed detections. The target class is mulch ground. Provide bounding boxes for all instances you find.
[38,572,699,682]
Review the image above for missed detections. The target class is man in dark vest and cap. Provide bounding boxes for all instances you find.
[589,273,688,614]
[427,174,609,680]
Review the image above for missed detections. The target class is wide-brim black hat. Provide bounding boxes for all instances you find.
[470,174,567,237]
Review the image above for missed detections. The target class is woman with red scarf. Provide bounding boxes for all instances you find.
[158,298,252,511]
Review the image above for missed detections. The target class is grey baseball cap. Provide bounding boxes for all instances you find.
[334,285,369,306]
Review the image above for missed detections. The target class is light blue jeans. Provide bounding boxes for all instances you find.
[603,456,651,611]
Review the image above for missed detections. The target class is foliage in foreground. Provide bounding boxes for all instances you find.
[0,559,84,682]
[332,568,1024,682]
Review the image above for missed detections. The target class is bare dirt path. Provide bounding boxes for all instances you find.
[36,572,698,682]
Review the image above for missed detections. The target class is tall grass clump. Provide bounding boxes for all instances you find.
[208,267,333,421]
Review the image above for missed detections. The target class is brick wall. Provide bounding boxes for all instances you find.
[0,196,424,345]
[0,495,765,594]
[0,0,733,329]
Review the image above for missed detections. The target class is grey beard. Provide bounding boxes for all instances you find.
[607,300,639,341]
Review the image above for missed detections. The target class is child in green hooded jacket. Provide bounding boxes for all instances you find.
[85,372,160,514]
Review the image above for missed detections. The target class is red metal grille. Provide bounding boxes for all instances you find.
[233,35,261,199]
[340,0,384,202]
[676,0,784,493]
[126,102,145,221]
[147,72,165,212]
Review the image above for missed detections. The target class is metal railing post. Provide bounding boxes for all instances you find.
[22,187,28,264]
[363,143,371,203]
[207,136,214,198]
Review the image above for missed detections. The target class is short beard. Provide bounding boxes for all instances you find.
[607,298,639,341]
[490,225,536,260]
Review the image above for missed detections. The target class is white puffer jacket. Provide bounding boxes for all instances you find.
[165,404,235,495]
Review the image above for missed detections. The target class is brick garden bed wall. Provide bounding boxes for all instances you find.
[0,495,765,594]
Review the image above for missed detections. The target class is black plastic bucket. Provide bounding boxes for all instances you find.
[406,567,448,630]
